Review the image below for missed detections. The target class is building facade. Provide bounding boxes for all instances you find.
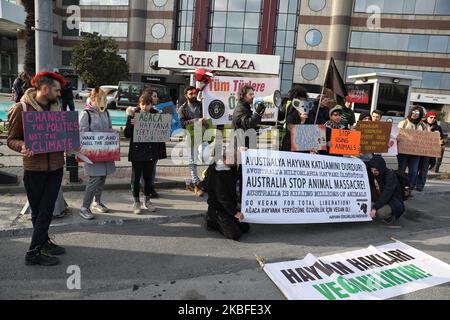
[4,0,450,117]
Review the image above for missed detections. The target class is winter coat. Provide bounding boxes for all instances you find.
[178,100,203,129]
[232,101,261,131]
[367,156,405,219]
[427,122,445,145]
[124,108,159,162]
[341,106,356,129]
[279,101,305,151]
[306,100,329,125]
[79,105,116,177]
[207,164,239,217]
[7,88,65,171]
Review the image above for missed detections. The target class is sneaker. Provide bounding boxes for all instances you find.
[150,189,159,198]
[133,202,141,215]
[25,249,59,266]
[79,207,94,220]
[42,238,66,255]
[383,216,396,225]
[91,202,109,213]
[143,200,156,212]
[416,187,424,192]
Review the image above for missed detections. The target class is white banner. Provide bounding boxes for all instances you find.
[263,241,450,300]
[241,149,372,224]
[203,76,280,125]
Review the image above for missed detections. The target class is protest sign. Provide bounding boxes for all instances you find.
[329,129,361,156]
[241,149,371,224]
[133,112,172,143]
[382,125,398,157]
[397,129,441,158]
[203,76,280,125]
[23,111,80,154]
[78,132,120,162]
[346,84,370,104]
[290,125,326,152]
[154,102,182,135]
[355,121,392,153]
[263,241,450,300]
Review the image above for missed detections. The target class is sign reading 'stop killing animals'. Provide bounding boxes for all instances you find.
[241,150,372,224]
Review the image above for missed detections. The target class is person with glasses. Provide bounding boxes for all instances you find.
[397,106,426,191]
[416,112,445,191]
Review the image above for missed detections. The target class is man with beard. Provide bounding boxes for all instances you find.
[178,86,208,196]
[7,72,69,266]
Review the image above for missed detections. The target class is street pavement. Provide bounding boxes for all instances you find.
[0,183,449,300]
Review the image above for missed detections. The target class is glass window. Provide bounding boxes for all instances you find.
[225,29,242,44]
[435,0,450,14]
[79,22,128,37]
[415,0,435,14]
[62,20,79,36]
[428,35,449,53]
[243,29,258,45]
[302,63,319,81]
[284,47,294,61]
[350,32,362,48]
[224,44,242,52]
[360,32,380,49]
[228,0,245,11]
[276,31,286,46]
[212,28,226,42]
[246,0,261,12]
[383,0,404,13]
[305,29,322,47]
[242,45,258,54]
[309,0,326,12]
[62,51,72,66]
[402,0,416,13]
[441,73,450,90]
[244,13,260,28]
[285,31,295,45]
[279,0,289,13]
[277,14,288,29]
[213,12,226,27]
[408,34,429,52]
[214,0,227,10]
[227,12,244,28]
[287,14,297,29]
[422,72,442,89]
[210,43,225,52]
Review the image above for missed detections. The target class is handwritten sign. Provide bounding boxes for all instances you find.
[23,111,80,154]
[290,125,326,152]
[78,132,120,162]
[133,113,172,143]
[355,121,392,153]
[346,84,370,104]
[329,129,361,156]
[397,129,441,158]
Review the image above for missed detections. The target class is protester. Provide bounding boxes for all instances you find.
[307,88,335,125]
[278,85,309,151]
[341,96,356,129]
[124,93,158,214]
[178,86,207,196]
[372,110,382,122]
[367,156,405,224]
[322,105,345,155]
[416,111,445,191]
[397,106,426,191]
[7,71,68,266]
[205,147,249,241]
[358,111,372,122]
[356,111,373,162]
[12,71,31,103]
[61,82,75,111]
[232,84,266,133]
[79,88,116,220]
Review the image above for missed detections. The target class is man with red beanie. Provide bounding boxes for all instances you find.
[416,111,445,191]
[7,71,68,266]
[340,96,356,129]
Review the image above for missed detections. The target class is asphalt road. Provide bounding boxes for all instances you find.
[0,193,449,301]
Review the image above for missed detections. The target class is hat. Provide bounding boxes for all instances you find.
[329,105,343,117]
[425,111,437,118]
[31,71,67,88]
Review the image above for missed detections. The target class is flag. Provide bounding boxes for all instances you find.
[323,58,347,99]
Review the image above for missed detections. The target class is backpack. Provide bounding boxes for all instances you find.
[394,170,411,200]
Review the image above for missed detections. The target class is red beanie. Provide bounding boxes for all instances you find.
[425,111,437,118]
[31,71,67,88]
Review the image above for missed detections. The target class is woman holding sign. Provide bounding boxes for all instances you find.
[124,92,158,214]
[79,88,116,220]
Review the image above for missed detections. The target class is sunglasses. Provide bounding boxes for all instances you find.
[412,111,420,115]
[428,117,436,119]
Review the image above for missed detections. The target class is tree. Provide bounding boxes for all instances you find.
[18,0,35,75]
[71,32,129,87]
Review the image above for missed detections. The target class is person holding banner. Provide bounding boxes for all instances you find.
[124,93,158,214]
[232,85,266,133]
[367,156,405,224]
[322,105,345,155]
[278,85,309,152]
[416,111,445,191]
[79,88,116,220]
[397,106,426,191]
[178,86,207,197]
[7,71,68,266]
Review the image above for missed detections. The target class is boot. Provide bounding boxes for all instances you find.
[25,248,59,266]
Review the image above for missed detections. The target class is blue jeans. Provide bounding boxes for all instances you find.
[417,157,430,189]
[189,145,200,185]
[397,154,421,189]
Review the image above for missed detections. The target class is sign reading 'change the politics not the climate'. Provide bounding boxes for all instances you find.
[23,111,80,154]
[241,149,371,224]
[263,241,450,300]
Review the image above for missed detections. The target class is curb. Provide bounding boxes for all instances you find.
[0,212,205,238]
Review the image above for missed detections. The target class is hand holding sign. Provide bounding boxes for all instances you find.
[21,144,33,158]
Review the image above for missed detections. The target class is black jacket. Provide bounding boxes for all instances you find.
[207,165,239,217]
[124,109,159,162]
[368,156,405,219]
[428,122,445,145]
[279,102,304,151]
[60,84,74,101]
[306,100,329,125]
[232,101,261,130]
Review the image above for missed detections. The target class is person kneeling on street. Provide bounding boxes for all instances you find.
[367,156,405,224]
[205,148,249,241]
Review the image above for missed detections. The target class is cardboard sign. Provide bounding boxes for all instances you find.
[241,149,371,224]
[290,125,326,152]
[263,241,450,300]
[329,129,361,156]
[133,112,172,143]
[355,121,392,153]
[154,102,182,135]
[397,129,441,158]
[78,132,120,162]
[382,126,398,157]
[23,111,80,154]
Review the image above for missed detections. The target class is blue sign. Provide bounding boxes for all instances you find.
[154,102,182,135]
